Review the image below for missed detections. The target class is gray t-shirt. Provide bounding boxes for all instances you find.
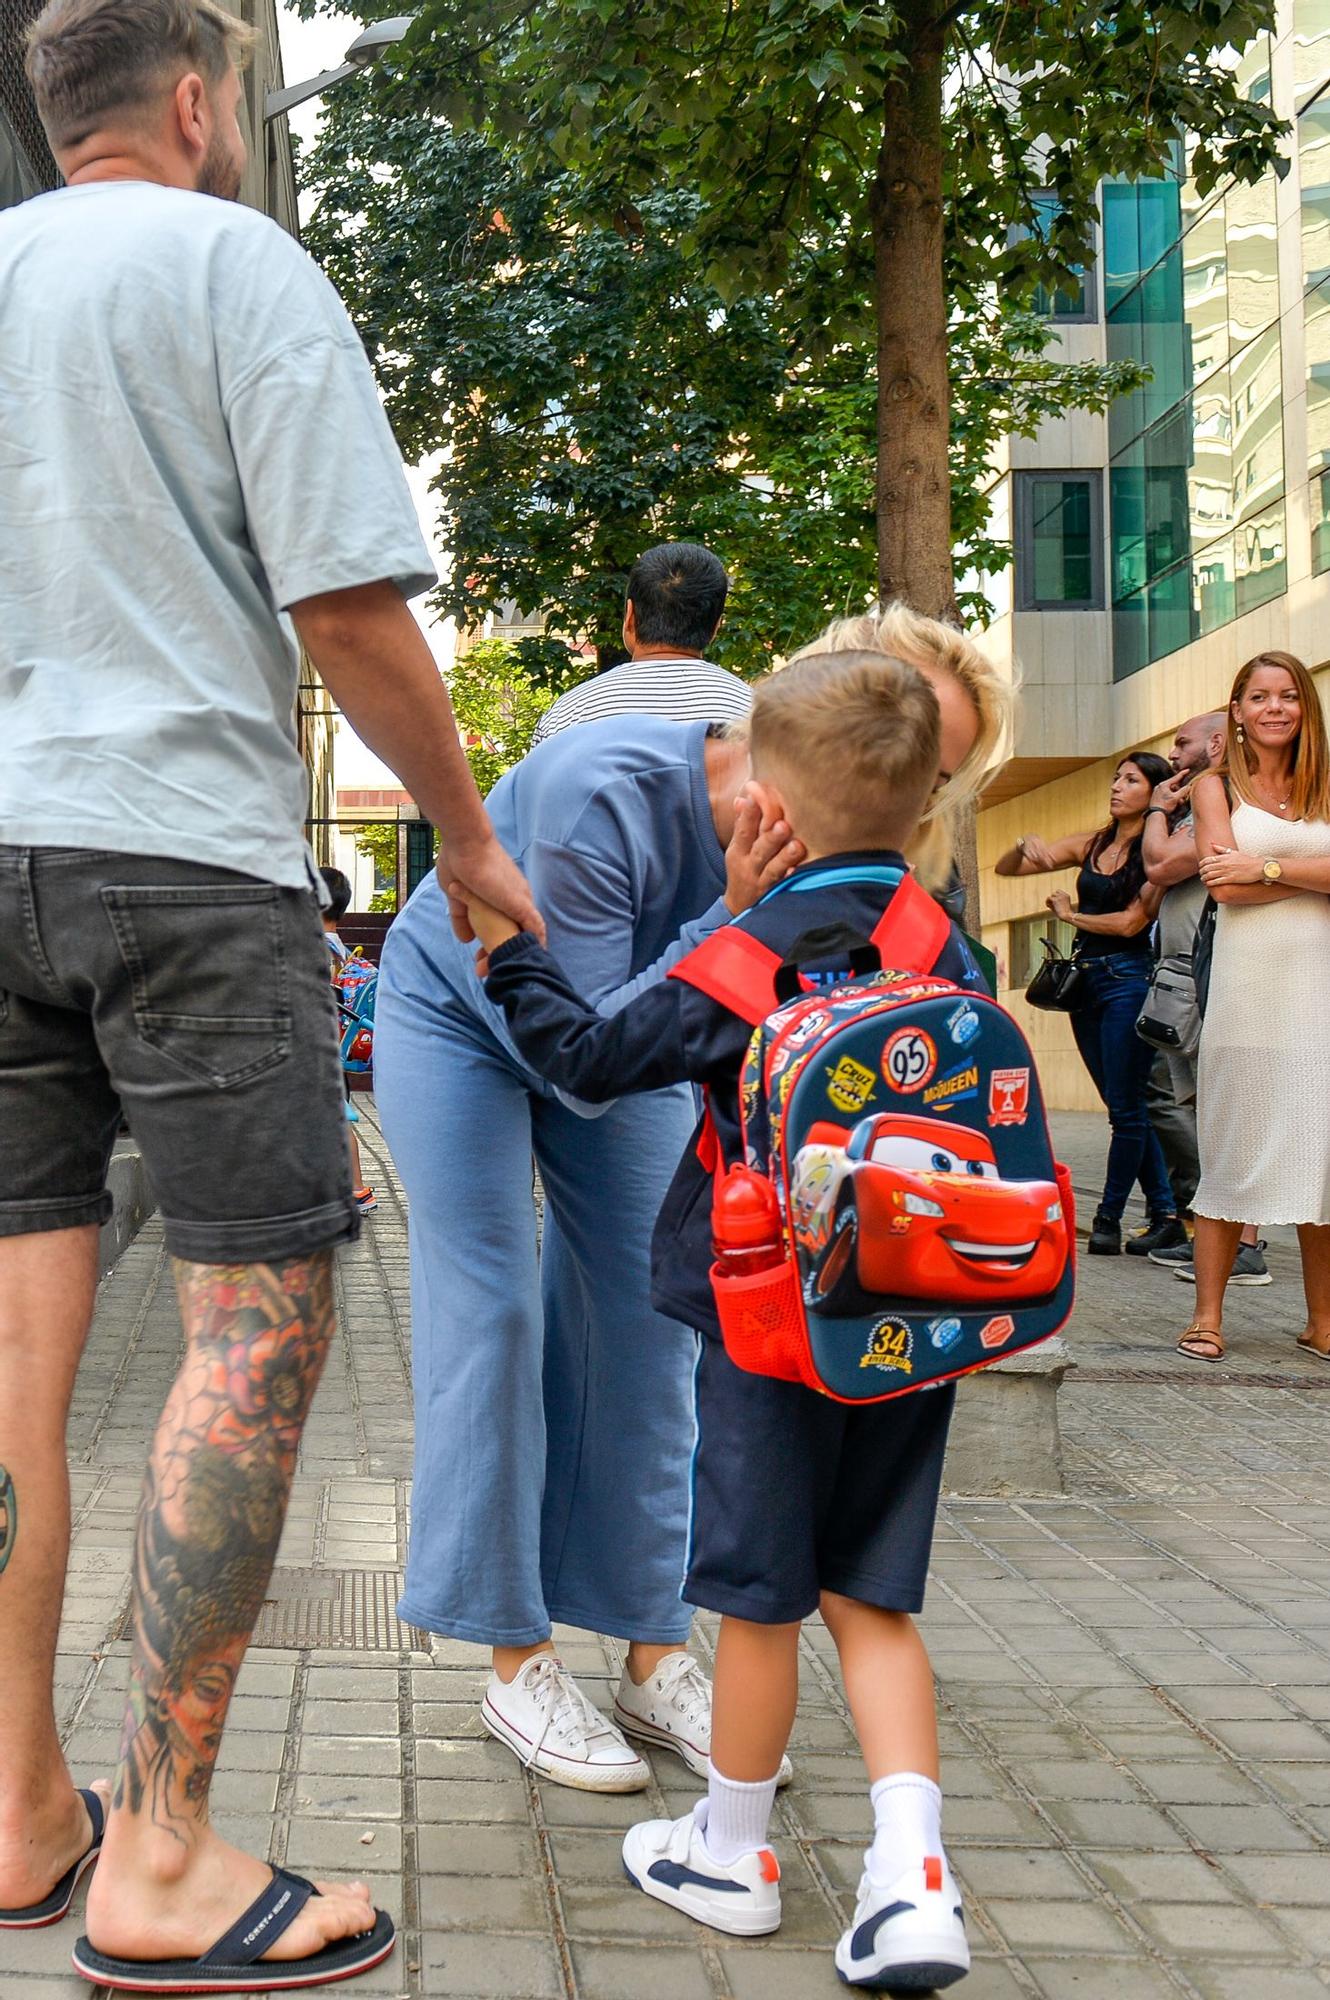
[1157,812,1209,958]
[0,181,434,888]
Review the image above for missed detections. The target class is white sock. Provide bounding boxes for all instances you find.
[699,1763,779,1864]
[868,1773,943,1886]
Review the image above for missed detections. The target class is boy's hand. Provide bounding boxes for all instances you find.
[437,832,545,948]
[725,796,805,915]
[450,884,521,977]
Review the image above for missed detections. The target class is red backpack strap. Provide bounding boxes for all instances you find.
[669,927,783,1027]
[870,874,951,974]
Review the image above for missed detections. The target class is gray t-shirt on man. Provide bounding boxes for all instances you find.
[0,181,434,888]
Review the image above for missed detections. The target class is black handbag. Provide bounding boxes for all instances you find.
[1024,937,1087,1013]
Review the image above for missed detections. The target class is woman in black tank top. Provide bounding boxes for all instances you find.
[996,753,1180,1256]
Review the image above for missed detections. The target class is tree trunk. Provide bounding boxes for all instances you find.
[873,6,980,924]
[873,0,953,621]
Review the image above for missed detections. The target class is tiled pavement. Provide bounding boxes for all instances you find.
[13,1105,1330,1998]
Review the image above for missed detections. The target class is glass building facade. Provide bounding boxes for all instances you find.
[1104,37,1284,679]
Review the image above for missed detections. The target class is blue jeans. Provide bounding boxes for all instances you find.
[1071,953,1175,1223]
[373,929,699,1650]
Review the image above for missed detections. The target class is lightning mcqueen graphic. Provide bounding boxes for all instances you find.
[791,1113,1068,1313]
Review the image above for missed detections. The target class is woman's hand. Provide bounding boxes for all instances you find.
[1019,833,1061,871]
[1199,846,1263,888]
[1046,889,1074,921]
[724,796,806,915]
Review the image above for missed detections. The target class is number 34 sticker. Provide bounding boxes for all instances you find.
[882,1027,937,1094]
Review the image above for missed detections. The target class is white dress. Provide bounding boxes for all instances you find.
[1195,802,1330,1226]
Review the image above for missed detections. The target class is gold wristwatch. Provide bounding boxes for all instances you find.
[1262,858,1283,883]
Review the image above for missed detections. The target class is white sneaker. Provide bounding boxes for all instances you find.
[835,1855,970,1990]
[481,1655,649,1792]
[623,1807,782,1936]
[614,1651,794,1787]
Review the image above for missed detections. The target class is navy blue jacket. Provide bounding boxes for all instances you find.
[485,854,986,1334]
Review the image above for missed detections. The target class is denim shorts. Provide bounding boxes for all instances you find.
[0,847,359,1264]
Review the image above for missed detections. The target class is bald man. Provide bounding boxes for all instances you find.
[1142,713,1269,1285]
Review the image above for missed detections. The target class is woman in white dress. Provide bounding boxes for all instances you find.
[1179,651,1330,1362]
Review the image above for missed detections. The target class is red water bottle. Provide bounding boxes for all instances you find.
[712,1165,787,1278]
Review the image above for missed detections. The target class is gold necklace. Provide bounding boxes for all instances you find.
[1253,774,1292,815]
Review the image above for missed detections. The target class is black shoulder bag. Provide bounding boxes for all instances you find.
[1024,937,1087,1013]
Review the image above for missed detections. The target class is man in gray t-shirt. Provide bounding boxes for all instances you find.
[1143,712,1267,1283]
[0,2,539,1984]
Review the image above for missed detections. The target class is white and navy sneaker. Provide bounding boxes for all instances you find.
[614,1652,794,1787]
[481,1655,649,1792]
[622,1808,782,1936]
[835,1855,970,1990]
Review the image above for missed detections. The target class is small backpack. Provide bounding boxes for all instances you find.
[332,950,378,1073]
[672,874,1076,1404]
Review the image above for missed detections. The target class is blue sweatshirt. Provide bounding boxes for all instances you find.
[485,857,986,1332]
[379,716,731,1088]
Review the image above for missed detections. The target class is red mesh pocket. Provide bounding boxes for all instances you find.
[1055,1160,1076,1251]
[710,1259,810,1385]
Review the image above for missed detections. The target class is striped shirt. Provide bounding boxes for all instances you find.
[532,655,752,745]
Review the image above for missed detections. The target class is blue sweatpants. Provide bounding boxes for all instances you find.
[374,976,699,1648]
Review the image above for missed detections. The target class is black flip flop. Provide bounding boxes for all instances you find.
[0,1787,104,1929]
[70,1866,395,1994]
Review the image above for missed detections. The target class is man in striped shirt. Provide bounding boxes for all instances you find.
[532,541,752,744]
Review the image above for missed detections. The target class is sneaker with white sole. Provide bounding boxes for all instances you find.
[481,1655,649,1792]
[614,1651,793,1787]
[835,1855,970,1990]
[622,1807,782,1936]
[1167,1239,1272,1286]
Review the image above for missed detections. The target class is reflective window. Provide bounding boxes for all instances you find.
[1295,1,1330,111]
[1015,473,1103,610]
[1230,327,1283,524]
[1225,175,1279,347]
[1305,279,1330,474]
[1312,470,1330,574]
[1301,92,1330,290]
[1023,192,1096,322]
[1235,501,1287,614]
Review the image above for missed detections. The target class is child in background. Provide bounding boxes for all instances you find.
[319,866,376,1217]
[463,650,983,1991]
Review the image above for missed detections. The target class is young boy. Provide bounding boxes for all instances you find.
[464,651,982,1990]
[319,866,377,1217]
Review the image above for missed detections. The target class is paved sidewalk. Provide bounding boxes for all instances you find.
[13,1105,1330,1999]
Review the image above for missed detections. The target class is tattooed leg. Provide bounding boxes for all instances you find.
[87,1253,376,1964]
[0,1224,104,1910]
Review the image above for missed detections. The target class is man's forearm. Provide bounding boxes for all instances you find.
[292,581,491,853]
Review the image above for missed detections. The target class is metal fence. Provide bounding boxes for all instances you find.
[0,0,59,192]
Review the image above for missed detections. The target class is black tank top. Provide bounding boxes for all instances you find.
[1074,844,1150,959]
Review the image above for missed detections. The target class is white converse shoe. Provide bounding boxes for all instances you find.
[614,1652,793,1787]
[623,1807,782,1936]
[835,1855,970,1989]
[481,1654,649,1792]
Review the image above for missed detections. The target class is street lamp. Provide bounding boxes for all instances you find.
[264,15,417,122]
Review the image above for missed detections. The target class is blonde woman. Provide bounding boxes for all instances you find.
[1180,652,1330,1362]
[792,603,1015,894]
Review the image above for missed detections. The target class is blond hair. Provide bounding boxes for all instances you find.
[793,603,1015,888]
[1222,651,1330,824]
[749,649,941,855]
[26,0,253,149]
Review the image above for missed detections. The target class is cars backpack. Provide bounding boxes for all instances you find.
[671,872,1076,1404]
[332,950,378,1073]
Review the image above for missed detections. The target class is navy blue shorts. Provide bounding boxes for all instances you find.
[683,1338,955,1625]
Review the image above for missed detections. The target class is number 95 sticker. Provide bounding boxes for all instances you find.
[881,1027,937,1093]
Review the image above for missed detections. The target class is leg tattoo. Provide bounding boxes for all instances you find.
[116,1256,334,1843]
[0,1463,14,1575]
